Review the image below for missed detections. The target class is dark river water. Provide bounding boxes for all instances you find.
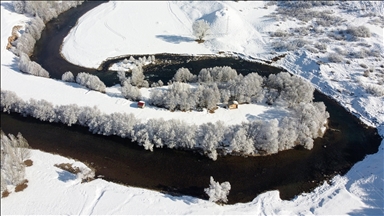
[2,0,381,204]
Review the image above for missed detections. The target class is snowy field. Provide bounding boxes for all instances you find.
[1,1,384,215]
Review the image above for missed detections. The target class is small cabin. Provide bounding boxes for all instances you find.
[137,101,145,108]
[228,101,238,109]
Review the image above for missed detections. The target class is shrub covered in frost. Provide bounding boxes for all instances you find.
[62,71,75,82]
[328,53,343,63]
[347,25,371,38]
[76,72,106,93]
[204,176,231,204]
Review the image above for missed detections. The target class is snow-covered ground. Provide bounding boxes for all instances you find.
[1,1,383,215]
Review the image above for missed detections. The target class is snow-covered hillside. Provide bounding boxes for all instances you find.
[1,1,383,215]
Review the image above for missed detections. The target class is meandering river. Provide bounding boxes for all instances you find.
[2,0,381,204]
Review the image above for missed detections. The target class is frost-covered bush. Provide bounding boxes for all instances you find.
[288,39,309,50]
[327,32,345,41]
[204,176,231,204]
[316,13,344,27]
[355,49,368,59]
[347,25,371,38]
[328,52,343,63]
[271,29,288,37]
[76,72,106,93]
[62,71,75,82]
[334,47,347,56]
[294,27,310,36]
[365,84,384,97]
[18,52,50,77]
[305,46,319,53]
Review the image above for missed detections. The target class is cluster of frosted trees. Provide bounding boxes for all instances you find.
[150,66,315,111]
[116,66,148,100]
[62,71,106,93]
[1,131,30,195]
[11,1,84,78]
[120,55,156,68]
[1,88,329,160]
[18,52,49,78]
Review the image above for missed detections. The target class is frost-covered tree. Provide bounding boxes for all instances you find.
[12,1,25,14]
[277,116,299,151]
[198,68,213,83]
[16,32,35,56]
[198,66,237,83]
[226,73,264,103]
[196,121,226,160]
[173,67,196,83]
[293,102,329,149]
[1,90,25,114]
[77,106,101,127]
[18,52,49,78]
[121,79,142,101]
[28,99,56,122]
[62,71,75,82]
[117,70,127,84]
[227,125,254,155]
[246,119,279,154]
[25,16,45,41]
[21,1,83,22]
[76,72,106,93]
[55,104,80,126]
[195,83,220,111]
[265,72,314,107]
[1,131,30,194]
[192,19,211,42]
[130,66,149,88]
[204,176,231,204]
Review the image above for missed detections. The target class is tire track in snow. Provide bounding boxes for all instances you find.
[167,1,192,34]
[103,1,126,41]
[104,20,126,41]
[79,187,106,215]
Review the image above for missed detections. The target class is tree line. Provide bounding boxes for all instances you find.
[1,89,329,160]
[148,66,316,111]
